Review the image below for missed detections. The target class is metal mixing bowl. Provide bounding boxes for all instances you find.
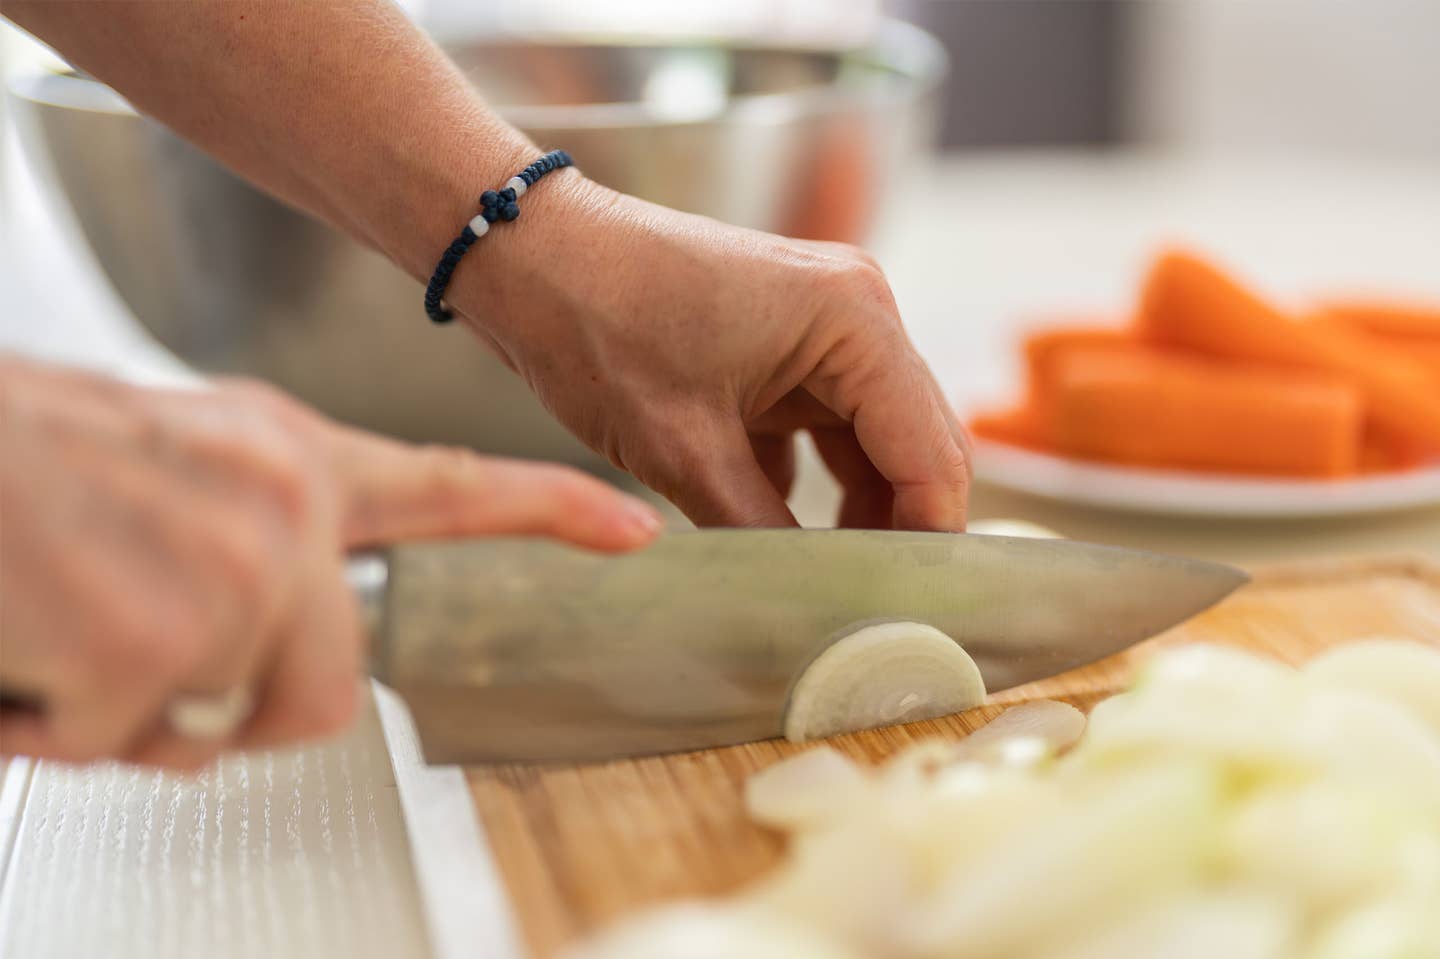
[9,23,944,470]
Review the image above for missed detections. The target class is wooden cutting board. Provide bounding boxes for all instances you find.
[465,556,1440,958]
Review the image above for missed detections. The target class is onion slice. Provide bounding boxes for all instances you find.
[744,747,871,831]
[1302,638,1440,736]
[783,621,986,743]
[952,700,1087,764]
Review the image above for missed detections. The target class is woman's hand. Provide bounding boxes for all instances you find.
[453,178,973,531]
[2,0,970,531]
[0,356,661,769]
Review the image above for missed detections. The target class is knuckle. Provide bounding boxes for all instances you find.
[418,444,486,502]
[207,519,278,614]
[840,261,895,309]
[835,242,881,272]
[424,443,483,478]
[263,451,322,531]
[212,382,328,529]
[243,427,326,532]
[220,377,299,416]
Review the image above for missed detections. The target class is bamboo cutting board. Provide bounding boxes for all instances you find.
[465,556,1440,958]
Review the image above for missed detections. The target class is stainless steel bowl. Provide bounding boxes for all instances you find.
[9,23,944,470]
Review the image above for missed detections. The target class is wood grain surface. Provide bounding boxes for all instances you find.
[466,556,1440,957]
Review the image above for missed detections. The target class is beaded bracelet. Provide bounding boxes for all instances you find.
[423,149,574,324]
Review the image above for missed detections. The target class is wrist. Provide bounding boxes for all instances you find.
[379,129,537,283]
[439,166,627,338]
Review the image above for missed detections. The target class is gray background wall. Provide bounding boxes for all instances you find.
[890,0,1440,160]
[889,0,1121,148]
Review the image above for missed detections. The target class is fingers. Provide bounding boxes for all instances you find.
[322,425,662,551]
[637,420,798,528]
[0,709,50,763]
[810,426,893,529]
[123,559,363,768]
[808,350,970,532]
[750,432,797,501]
[235,555,362,751]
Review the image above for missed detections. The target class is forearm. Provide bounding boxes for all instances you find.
[3,0,539,284]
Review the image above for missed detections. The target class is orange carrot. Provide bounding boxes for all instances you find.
[1360,427,1431,473]
[1046,348,1363,477]
[1136,251,1440,448]
[969,405,1049,451]
[1309,311,1440,383]
[1318,302,1440,344]
[1023,326,1135,398]
[1406,343,1440,380]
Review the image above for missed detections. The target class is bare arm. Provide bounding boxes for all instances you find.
[3,0,526,282]
[4,0,971,531]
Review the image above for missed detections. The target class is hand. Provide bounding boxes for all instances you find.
[453,176,972,531]
[0,356,661,769]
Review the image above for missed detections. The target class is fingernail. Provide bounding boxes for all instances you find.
[622,497,664,538]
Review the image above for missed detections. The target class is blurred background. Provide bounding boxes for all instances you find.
[3,0,1438,559]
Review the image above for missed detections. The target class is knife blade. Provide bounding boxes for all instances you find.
[358,530,1247,765]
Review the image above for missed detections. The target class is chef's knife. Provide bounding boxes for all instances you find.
[357,530,1247,764]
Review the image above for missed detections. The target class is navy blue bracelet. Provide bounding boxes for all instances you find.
[423,149,574,324]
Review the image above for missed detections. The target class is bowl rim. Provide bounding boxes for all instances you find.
[7,18,947,131]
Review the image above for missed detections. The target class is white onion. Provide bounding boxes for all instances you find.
[901,762,1222,958]
[1039,890,1301,959]
[783,621,986,743]
[1306,894,1440,959]
[1222,782,1436,911]
[951,700,1087,764]
[573,637,1440,958]
[744,746,871,831]
[1302,637,1440,735]
[749,826,915,954]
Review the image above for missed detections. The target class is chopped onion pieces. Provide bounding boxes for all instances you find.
[571,639,1440,959]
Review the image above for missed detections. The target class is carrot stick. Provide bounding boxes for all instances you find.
[1023,326,1135,398]
[1361,426,1432,473]
[1136,251,1440,448]
[1047,348,1363,477]
[969,405,1049,451]
[1406,343,1440,380]
[1317,302,1440,344]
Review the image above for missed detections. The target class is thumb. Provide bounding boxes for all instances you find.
[321,425,663,551]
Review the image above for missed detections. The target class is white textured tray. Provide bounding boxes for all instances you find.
[0,684,513,959]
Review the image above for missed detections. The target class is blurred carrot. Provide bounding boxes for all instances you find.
[1309,309,1440,383]
[1047,348,1363,477]
[1023,326,1135,397]
[1407,343,1440,379]
[1317,302,1440,344]
[1361,426,1432,473]
[969,404,1049,451]
[1136,251,1440,449]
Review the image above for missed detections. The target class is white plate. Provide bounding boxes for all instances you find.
[973,441,1440,518]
